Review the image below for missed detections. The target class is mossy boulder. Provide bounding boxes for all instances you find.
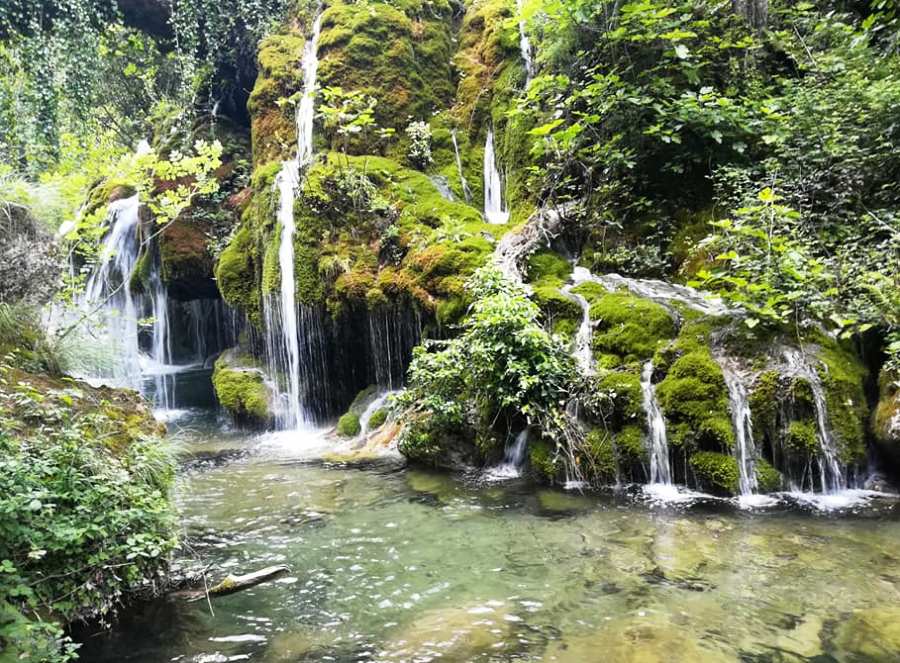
[814,337,868,466]
[212,349,273,428]
[368,407,389,429]
[336,412,361,437]
[585,290,676,366]
[690,451,740,495]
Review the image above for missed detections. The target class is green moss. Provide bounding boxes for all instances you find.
[814,337,868,465]
[585,429,617,483]
[749,370,780,435]
[589,292,676,363]
[532,285,581,340]
[690,451,739,495]
[755,458,783,493]
[216,224,261,325]
[656,322,733,453]
[785,420,818,454]
[368,407,389,429]
[596,370,644,423]
[529,437,560,482]
[337,412,362,437]
[526,250,573,287]
[212,354,271,426]
[615,424,649,465]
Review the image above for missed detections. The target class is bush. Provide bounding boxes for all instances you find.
[0,367,176,660]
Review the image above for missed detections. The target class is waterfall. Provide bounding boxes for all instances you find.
[783,349,847,493]
[562,267,596,374]
[641,361,671,485]
[451,130,473,203]
[487,429,529,479]
[358,390,396,436]
[430,175,455,201]
[483,128,509,224]
[719,362,758,496]
[515,0,534,82]
[81,195,144,390]
[264,10,323,430]
[367,305,422,391]
[592,272,729,316]
[147,263,173,409]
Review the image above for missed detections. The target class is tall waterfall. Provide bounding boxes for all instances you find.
[515,0,534,82]
[264,10,323,430]
[483,128,509,224]
[641,361,671,485]
[451,129,473,202]
[783,349,847,493]
[720,363,758,496]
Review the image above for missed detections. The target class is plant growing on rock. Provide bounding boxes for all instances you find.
[404,120,433,170]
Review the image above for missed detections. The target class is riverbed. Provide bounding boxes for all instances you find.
[77,399,900,662]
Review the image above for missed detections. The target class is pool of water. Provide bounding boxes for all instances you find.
[77,409,900,662]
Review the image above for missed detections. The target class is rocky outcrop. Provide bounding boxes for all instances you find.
[211,349,274,428]
[0,203,60,305]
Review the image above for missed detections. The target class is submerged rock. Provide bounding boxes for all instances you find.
[832,607,900,662]
[379,605,512,660]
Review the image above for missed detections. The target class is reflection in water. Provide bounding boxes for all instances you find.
[78,409,900,662]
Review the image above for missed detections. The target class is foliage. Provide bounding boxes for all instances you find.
[319,87,394,162]
[404,121,433,170]
[0,360,175,661]
[399,265,578,459]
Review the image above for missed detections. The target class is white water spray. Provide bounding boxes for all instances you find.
[483,128,509,224]
[515,0,534,82]
[487,429,529,479]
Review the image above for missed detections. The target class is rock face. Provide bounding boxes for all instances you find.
[0,203,60,305]
[874,367,900,467]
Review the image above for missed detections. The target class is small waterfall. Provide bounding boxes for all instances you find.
[487,429,529,479]
[264,10,323,430]
[81,195,144,390]
[783,349,847,493]
[430,175,455,201]
[641,361,671,485]
[147,264,173,409]
[592,273,729,316]
[483,128,509,224]
[358,390,396,436]
[515,0,534,82]
[367,305,422,391]
[451,130,473,203]
[562,267,596,374]
[719,362,758,496]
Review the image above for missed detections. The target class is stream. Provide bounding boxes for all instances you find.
[74,373,900,662]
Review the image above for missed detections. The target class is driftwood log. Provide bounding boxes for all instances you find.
[175,565,291,602]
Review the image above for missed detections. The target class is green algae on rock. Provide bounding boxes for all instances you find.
[212,349,274,428]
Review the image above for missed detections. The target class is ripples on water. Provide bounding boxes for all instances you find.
[77,411,900,662]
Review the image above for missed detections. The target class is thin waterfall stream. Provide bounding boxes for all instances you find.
[264,10,323,430]
[719,360,759,497]
[451,129,473,203]
[641,361,672,485]
[483,128,509,224]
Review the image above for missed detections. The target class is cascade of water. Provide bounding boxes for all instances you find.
[562,268,595,374]
[451,130,473,202]
[483,128,510,224]
[719,362,758,496]
[147,264,173,409]
[783,349,847,493]
[487,429,530,479]
[82,195,144,390]
[641,361,672,485]
[515,0,534,82]
[358,391,396,436]
[265,10,323,430]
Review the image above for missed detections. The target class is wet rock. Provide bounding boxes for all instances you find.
[379,605,512,660]
[832,607,900,662]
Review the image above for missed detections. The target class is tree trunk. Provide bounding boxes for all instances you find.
[732,0,768,30]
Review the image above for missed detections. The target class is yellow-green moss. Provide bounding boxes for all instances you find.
[588,291,676,364]
[814,337,868,465]
[212,354,272,426]
[216,224,261,325]
[529,437,560,481]
[526,250,573,287]
[690,451,740,495]
[584,428,617,483]
[368,407,389,429]
[337,411,361,437]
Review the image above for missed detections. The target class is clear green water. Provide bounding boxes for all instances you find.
[77,410,900,662]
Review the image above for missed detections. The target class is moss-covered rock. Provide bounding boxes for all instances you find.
[368,407,389,429]
[690,451,740,495]
[814,337,868,466]
[337,411,361,437]
[832,607,900,662]
[584,290,676,366]
[212,349,273,428]
[873,367,900,468]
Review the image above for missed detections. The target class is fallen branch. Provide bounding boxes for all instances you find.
[173,565,291,602]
